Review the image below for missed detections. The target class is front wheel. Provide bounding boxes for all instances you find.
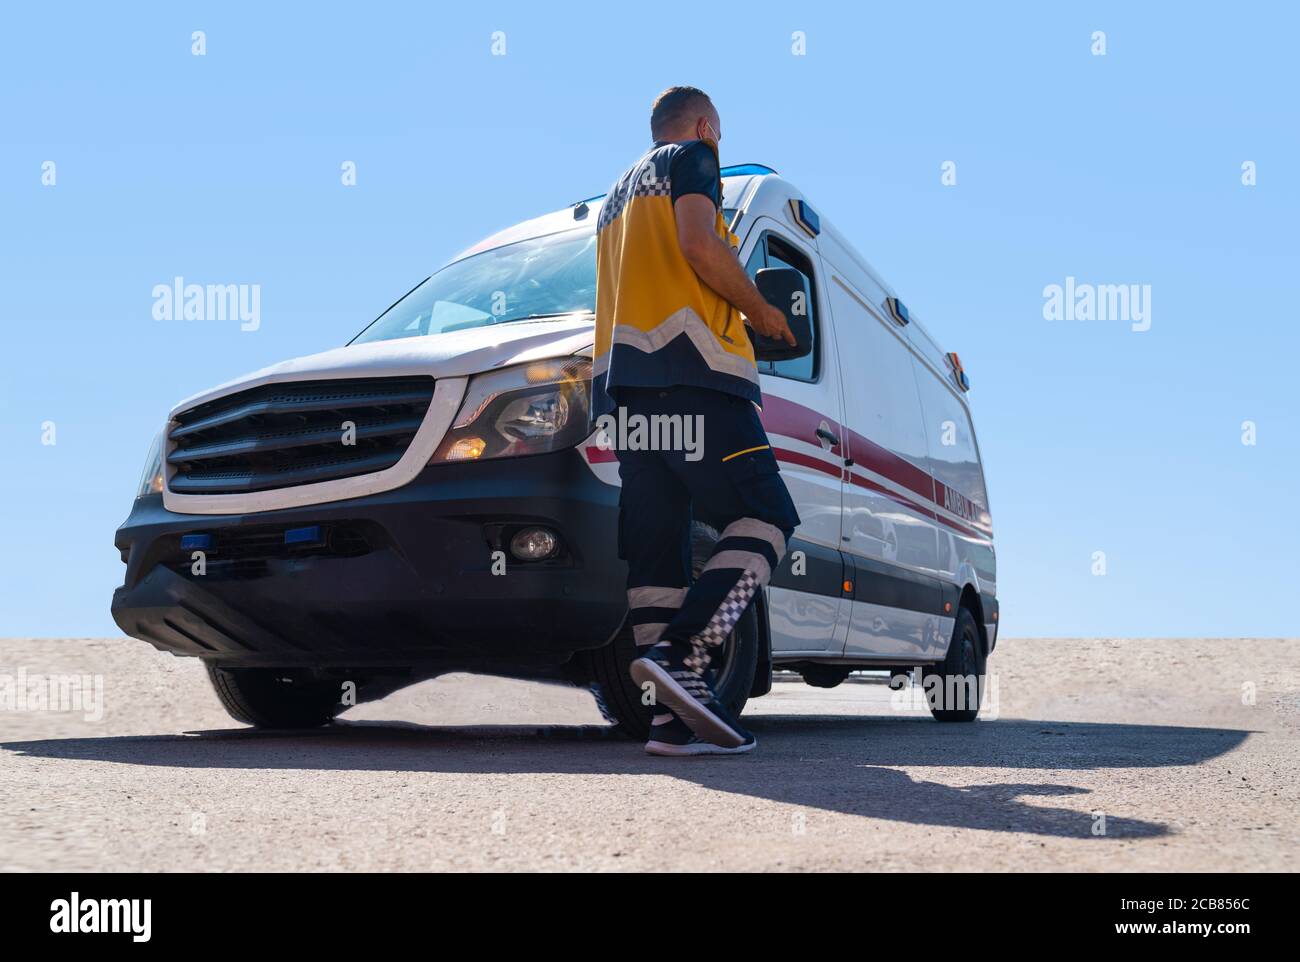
[583,604,758,741]
[922,606,987,722]
[206,665,347,728]
[581,522,760,741]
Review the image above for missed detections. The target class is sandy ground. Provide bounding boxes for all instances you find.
[0,636,1296,872]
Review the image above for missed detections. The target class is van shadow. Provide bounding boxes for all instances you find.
[2,716,1252,840]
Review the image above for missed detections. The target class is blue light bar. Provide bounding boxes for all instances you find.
[886,296,910,326]
[180,533,212,550]
[790,199,820,237]
[721,163,777,177]
[284,525,323,546]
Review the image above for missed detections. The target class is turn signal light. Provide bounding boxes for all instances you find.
[446,436,486,461]
[946,352,971,392]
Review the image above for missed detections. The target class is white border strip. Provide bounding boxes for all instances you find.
[162,376,467,516]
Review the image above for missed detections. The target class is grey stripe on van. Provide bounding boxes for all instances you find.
[769,536,962,618]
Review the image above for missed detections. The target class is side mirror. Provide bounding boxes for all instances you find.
[749,268,813,362]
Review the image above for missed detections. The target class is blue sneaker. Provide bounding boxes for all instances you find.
[630,640,753,749]
[645,710,756,756]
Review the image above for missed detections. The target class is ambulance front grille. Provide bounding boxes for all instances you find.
[166,376,435,494]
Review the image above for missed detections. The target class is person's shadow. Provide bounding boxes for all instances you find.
[3,713,1251,839]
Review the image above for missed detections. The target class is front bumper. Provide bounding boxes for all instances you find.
[111,450,626,671]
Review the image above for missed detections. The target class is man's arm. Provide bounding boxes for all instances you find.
[674,194,796,345]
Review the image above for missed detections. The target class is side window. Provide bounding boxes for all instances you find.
[743,232,819,381]
[916,375,989,510]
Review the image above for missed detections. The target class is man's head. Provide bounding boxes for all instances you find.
[650,86,721,145]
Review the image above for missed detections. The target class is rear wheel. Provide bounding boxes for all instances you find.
[922,606,986,722]
[206,665,347,728]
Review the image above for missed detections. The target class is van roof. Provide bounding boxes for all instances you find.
[448,165,962,395]
[447,164,771,261]
[733,173,957,384]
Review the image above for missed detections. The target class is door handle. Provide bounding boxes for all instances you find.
[816,426,840,447]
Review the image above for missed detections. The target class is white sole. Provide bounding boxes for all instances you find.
[629,657,746,748]
[645,738,756,757]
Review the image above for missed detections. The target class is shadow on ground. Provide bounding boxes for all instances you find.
[3,716,1253,839]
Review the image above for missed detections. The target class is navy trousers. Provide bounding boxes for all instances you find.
[613,385,801,659]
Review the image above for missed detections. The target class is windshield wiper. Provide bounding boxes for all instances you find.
[493,311,594,324]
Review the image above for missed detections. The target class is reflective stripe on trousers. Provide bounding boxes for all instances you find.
[615,385,801,657]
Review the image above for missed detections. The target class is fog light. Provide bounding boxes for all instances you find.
[509,526,559,561]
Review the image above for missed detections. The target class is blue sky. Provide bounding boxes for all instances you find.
[1,2,1296,637]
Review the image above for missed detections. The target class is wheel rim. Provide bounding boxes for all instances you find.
[710,626,739,693]
[629,623,737,702]
[962,634,976,673]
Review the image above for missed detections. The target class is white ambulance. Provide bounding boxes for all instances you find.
[112,163,998,737]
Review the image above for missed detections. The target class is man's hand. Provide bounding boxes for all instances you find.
[745,302,797,346]
[674,194,796,348]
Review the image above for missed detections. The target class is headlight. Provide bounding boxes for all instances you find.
[431,357,591,463]
[136,432,164,498]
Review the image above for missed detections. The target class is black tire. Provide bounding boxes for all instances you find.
[582,521,760,740]
[205,665,346,728]
[922,606,986,722]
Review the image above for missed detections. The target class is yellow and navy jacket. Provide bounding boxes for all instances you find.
[592,140,759,417]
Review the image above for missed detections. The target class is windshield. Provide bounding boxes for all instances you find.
[351,229,597,344]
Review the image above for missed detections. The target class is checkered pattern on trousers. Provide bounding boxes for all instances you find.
[683,568,761,674]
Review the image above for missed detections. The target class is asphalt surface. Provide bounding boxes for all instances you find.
[1,636,1295,871]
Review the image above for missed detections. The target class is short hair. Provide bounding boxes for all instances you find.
[650,86,713,139]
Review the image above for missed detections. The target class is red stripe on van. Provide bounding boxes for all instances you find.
[763,442,986,540]
[844,469,935,521]
[587,393,992,540]
[843,467,987,540]
[932,478,994,534]
[761,392,992,540]
[841,428,936,505]
[761,393,931,502]
[933,513,987,540]
[773,447,843,480]
[760,394,844,456]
